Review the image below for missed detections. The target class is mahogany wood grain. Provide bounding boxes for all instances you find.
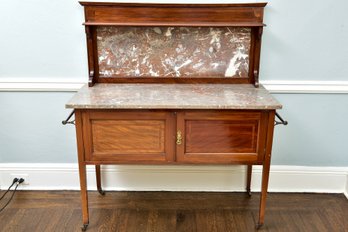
[80,2,267,7]
[185,121,257,153]
[97,77,253,84]
[252,27,264,87]
[82,110,175,163]
[95,165,102,194]
[79,2,267,86]
[91,27,99,87]
[92,120,165,153]
[74,110,89,226]
[246,165,252,195]
[84,22,265,27]
[249,28,257,85]
[80,2,266,26]
[258,110,275,227]
[84,27,95,86]
[176,111,268,164]
[74,108,276,228]
[73,2,277,230]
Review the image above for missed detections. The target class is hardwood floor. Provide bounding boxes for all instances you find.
[0,191,347,232]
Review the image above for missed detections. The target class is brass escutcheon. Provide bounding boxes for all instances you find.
[176,130,182,145]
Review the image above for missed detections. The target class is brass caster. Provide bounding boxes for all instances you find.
[81,223,89,231]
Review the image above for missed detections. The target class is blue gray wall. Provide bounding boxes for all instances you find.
[1,92,348,166]
[1,0,347,166]
[272,94,348,166]
[261,0,348,81]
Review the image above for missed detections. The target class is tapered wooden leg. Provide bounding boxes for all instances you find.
[78,163,89,230]
[246,165,252,196]
[257,158,271,229]
[257,111,276,229]
[75,110,89,230]
[95,165,105,195]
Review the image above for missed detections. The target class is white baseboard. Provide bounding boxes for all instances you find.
[0,164,347,197]
[1,79,348,93]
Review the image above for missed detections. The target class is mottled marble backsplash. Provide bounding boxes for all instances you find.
[97,26,251,78]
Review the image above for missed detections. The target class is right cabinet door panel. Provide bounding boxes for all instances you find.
[176,111,269,164]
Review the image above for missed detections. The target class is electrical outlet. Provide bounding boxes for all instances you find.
[10,174,29,185]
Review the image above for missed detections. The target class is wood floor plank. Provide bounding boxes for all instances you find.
[1,208,26,232]
[226,210,256,232]
[124,209,149,232]
[63,209,84,232]
[148,210,176,232]
[175,210,197,232]
[0,191,347,232]
[195,209,227,232]
[0,208,16,229]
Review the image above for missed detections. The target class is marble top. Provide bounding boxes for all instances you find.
[97,26,251,78]
[66,84,282,110]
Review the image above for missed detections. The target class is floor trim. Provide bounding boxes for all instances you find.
[1,164,347,197]
[1,79,348,94]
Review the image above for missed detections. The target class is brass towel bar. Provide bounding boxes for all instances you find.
[275,112,288,126]
[62,110,75,125]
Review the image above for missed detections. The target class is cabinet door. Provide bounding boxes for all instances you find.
[176,111,268,164]
[82,110,175,163]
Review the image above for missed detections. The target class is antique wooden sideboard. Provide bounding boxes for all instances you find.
[64,2,286,231]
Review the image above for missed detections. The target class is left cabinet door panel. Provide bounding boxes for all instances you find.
[81,110,175,163]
